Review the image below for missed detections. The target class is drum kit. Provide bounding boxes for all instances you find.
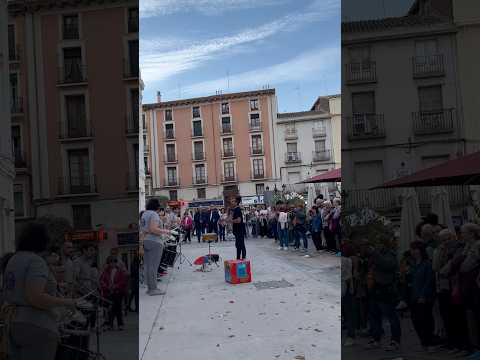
[160,226,193,269]
[56,290,110,360]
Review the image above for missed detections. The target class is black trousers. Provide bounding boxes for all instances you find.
[108,293,124,327]
[312,231,323,250]
[195,225,202,242]
[234,231,246,260]
[410,301,434,347]
[184,228,191,242]
[128,281,139,311]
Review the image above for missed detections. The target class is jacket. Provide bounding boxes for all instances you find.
[410,260,435,302]
[100,265,128,297]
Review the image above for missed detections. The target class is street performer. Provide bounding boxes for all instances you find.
[229,196,247,260]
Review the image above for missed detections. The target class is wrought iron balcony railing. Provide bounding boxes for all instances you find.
[345,61,376,84]
[346,113,385,140]
[412,54,445,78]
[412,108,455,135]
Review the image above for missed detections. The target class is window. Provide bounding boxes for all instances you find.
[249,113,260,129]
[63,47,83,82]
[314,140,326,152]
[166,144,176,162]
[169,190,178,201]
[252,159,264,178]
[65,94,87,137]
[144,156,149,174]
[165,109,172,121]
[255,183,265,196]
[221,102,229,115]
[415,39,438,57]
[192,106,200,118]
[352,92,375,114]
[142,114,146,130]
[287,143,297,153]
[197,188,206,199]
[195,164,206,182]
[68,149,90,193]
[224,162,235,180]
[72,204,92,230]
[222,138,233,156]
[193,141,203,159]
[127,40,139,77]
[192,120,202,137]
[63,14,79,40]
[165,123,174,139]
[11,125,22,165]
[167,167,177,185]
[133,143,139,178]
[8,25,16,61]
[127,8,139,33]
[251,134,262,153]
[349,46,371,63]
[129,88,139,131]
[250,99,259,111]
[221,116,232,133]
[418,86,443,112]
[9,73,20,112]
[13,184,24,217]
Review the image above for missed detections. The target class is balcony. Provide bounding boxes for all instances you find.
[165,154,177,164]
[412,108,455,135]
[58,175,98,196]
[126,172,139,192]
[123,59,139,79]
[192,151,205,161]
[58,121,94,141]
[312,126,326,138]
[58,64,87,85]
[221,174,237,183]
[8,44,21,62]
[221,148,235,158]
[285,152,301,163]
[345,61,376,84]
[221,123,233,135]
[251,171,265,180]
[193,175,207,185]
[14,151,26,168]
[249,119,262,132]
[164,128,175,140]
[125,114,139,135]
[165,178,179,187]
[250,146,264,156]
[312,150,331,162]
[413,54,445,78]
[284,128,298,140]
[11,97,23,114]
[346,114,385,140]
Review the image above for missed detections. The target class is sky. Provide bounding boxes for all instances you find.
[140,0,341,113]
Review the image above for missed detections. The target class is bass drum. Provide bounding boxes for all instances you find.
[160,244,177,268]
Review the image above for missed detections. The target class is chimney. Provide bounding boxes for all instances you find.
[156,91,161,103]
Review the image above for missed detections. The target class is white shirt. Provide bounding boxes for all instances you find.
[278,212,288,229]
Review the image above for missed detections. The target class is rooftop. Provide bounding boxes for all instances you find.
[143,89,275,110]
[342,15,451,34]
[277,110,329,120]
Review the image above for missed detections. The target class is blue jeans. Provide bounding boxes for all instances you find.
[294,225,308,249]
[278,227,288,247]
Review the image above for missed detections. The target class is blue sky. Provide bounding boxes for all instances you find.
[140,0,340,112]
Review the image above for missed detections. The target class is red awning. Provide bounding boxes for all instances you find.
[300,168,341,183]
[374,151,480,189]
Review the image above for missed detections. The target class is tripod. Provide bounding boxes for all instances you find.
[175,236,193,269]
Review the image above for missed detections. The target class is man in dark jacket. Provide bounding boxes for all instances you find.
[201,208,210,235]
[208,206,220,237]
[194,209,203,242]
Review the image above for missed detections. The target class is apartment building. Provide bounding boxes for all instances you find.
[341,0,475,215]
[8,0,139,262]
[144,89,278,204]
[275,95,341,197]
[1,0,15,253]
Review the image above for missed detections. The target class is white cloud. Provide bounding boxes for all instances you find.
[162,46,340,99]
[140,0,285,18]
[140,0,340,84]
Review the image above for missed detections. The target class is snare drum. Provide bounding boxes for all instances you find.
[56,329,90,360]
[160,244,177,267]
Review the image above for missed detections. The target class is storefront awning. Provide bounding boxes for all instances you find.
[299,168,341,183]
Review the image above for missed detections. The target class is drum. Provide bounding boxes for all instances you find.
[56,330,90,360]
[160,244,177,267]
[202,233,217,242]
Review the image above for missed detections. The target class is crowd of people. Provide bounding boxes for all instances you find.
[342,212,480,359]
[0,222,139,359]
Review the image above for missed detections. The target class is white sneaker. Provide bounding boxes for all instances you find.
[395,300,408,310]
[283,247,288,250]
[304,254,310,258]
[277,246,283,250]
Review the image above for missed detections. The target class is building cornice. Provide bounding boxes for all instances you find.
[143,89,276,110]
[8,0,134,16]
